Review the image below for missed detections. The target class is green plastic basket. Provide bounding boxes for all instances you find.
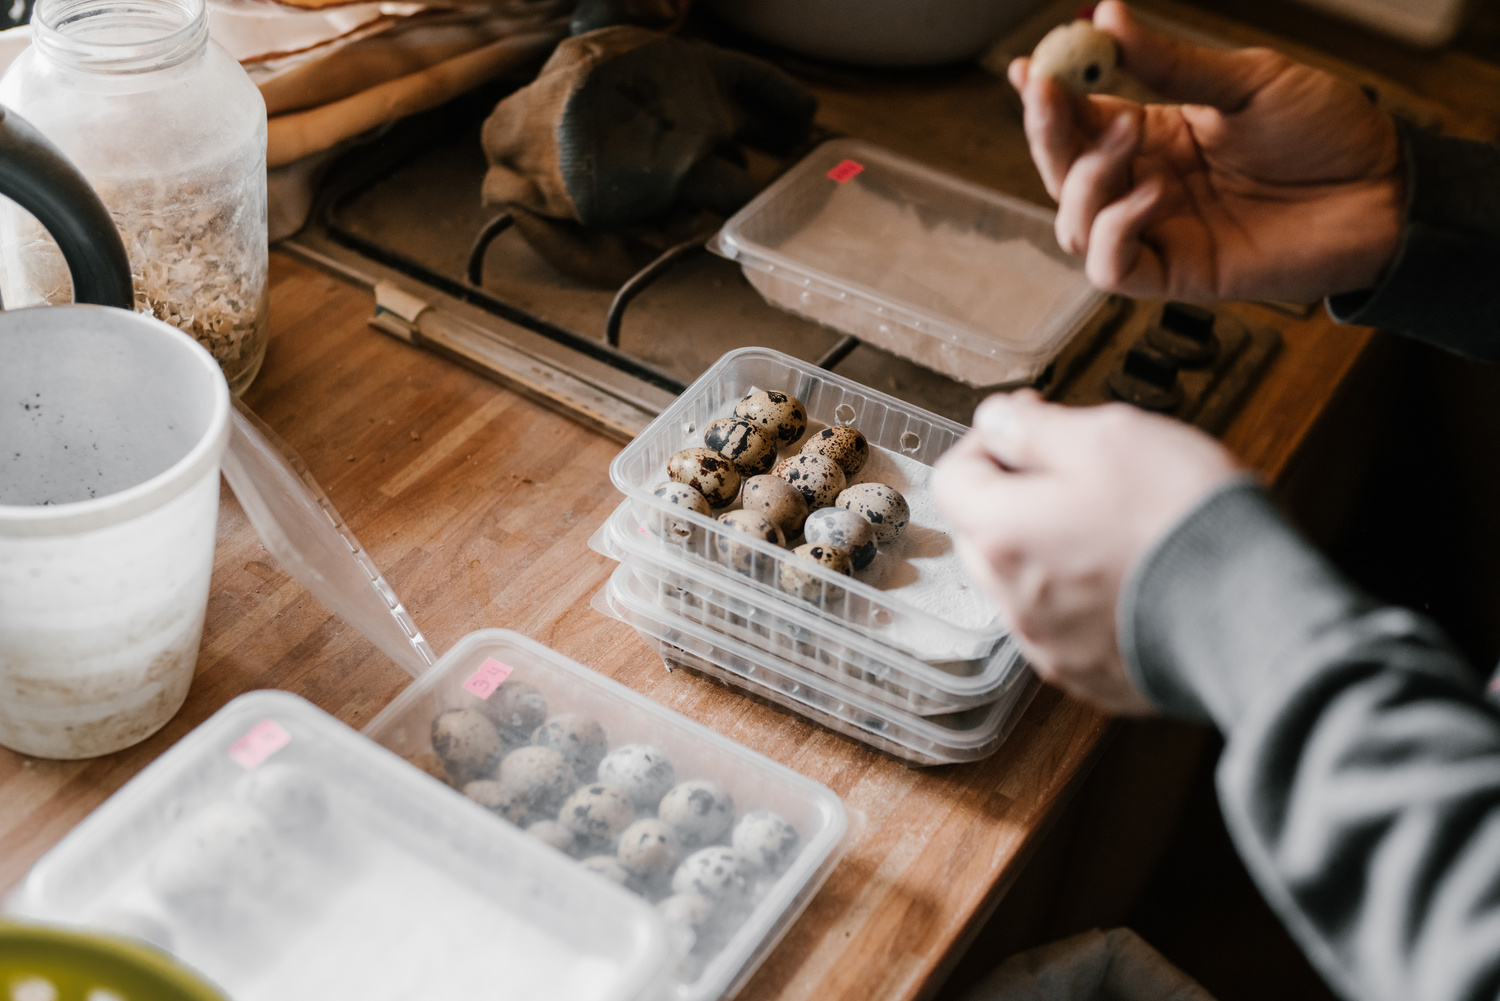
[0,922,226,1001]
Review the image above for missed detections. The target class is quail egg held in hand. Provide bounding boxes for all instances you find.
[668,447,740,507]
[836,482,909,545]
[417,704,802,962]
[800,425,868,477]
[740,474,809,536]
[649,481,711,543]
[703,417,777,476]
[734,389,807,445]
[772,453,846,510]
[1030,19,1117,94]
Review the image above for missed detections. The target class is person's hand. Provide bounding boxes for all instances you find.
[933,392,1239,714]
[1011,1,1403,304]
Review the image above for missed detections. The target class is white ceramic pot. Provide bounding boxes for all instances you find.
[0,305,230,759]
[706,0,1049,66]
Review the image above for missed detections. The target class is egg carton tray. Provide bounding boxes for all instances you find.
[360,629,848,1001]
[609,347,1007,667]
[590,501,1019,716]
[595,566,1037,767]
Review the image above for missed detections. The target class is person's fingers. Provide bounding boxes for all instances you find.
[1022,72,1083,201]
[1054,110,1140,255]
[1008,55,1029,92]
[1093,0,1284,112]
[969,390,1098,475]
[1084,175,1165,295]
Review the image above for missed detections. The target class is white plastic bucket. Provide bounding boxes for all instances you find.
[0,305,230,759]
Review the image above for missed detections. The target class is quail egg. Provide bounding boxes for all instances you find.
[732,810,800,875]
[532,713,609,776]
[658,779,734,849]
[803,506,878,570]
[734,389,807,445]
[772,453,846,510]
[526,819,578,853]
[672,846,754,903]
[430,708,503,784]
[800,426,868,477]
[597,744,677,810]
[581,855,635,887]
[703,417,777,477]
[1030,19,1117,94]
[740,474,809,537]
[560,783,636,846]
[715,509,785,577]
[777,542,851,602]
[462,778,529,824]
[649,480,711,543]
[617,817,678,880]
[836,482,909,545]
[498,745,577,817]
[479,679,549,746]
[667,448,740,507]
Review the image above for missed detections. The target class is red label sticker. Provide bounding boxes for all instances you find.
[462,657,513,699]
[827,159,865,183]
[229,719,292,771]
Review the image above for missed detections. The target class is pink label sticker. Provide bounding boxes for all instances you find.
[229,719,292,771]
[638,525,650,536]
[462,657,514,699]
[827,159,864,183]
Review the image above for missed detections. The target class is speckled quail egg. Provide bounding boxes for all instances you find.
[777,543,852,603]
[1030,19,1117,94]
[803,507,878,570]
[836,482,909,545]
[560,783,636,845]
[498,745,577,817]
[462,778,529,824]
[658,892,715,930]
[773,453,846,510]
[715,509,786,577]
[532,713,609,776]
[526,819,578,854]
[667,448,740,507]
[430,708,503,784]
[734,389,807,445]
[800,426,869,477]
[236,764,328,837]
[581,855,634,887]
[703,417,778,477]
[658,779,734,850]
[672,846,754,903]
[617,817,678,880]
[648,480,711,543]
[732,811,800,875]
[597,744,677,810]
[740,474,810,537]
[479,680,549,746]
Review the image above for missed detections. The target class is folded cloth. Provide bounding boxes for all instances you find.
[958,928,1217,1001]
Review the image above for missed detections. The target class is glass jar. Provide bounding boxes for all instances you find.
[0,0,269,394]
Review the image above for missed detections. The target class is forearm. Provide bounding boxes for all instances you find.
[1122,482,1500,1001]
[1328,122,1500,359]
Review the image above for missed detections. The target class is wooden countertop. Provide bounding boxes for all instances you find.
[6,0,1486,992]
[0,250,1375,999]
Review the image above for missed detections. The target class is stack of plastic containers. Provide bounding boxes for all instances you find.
[592,347,1038,766]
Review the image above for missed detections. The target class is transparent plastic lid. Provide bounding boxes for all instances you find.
[6,691,670,1001]
[713,139,1105,384]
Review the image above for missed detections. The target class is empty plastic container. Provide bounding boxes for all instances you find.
[712,139,1105,387]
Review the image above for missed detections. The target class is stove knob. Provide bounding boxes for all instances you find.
[1108,346,1183,412]
[1145,301,1219,367]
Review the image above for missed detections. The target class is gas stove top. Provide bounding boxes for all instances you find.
[282,54,1281,442]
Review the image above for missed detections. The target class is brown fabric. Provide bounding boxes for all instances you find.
[959,929,1218,1001]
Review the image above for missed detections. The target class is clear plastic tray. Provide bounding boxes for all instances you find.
[591,501,1019,715]
[5,690,670,1001]
[608,346,1006,665]
[360,629,849,1001]
[711,139,1105,387]
[596,566,1038,767]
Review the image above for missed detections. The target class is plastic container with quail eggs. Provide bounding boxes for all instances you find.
[361,629,849,1001]
[609,347,1008,668]
[4,690,673,1001]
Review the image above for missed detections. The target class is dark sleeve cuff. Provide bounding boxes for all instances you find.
[1118,479,1373,726]
[1327,122,1500,359]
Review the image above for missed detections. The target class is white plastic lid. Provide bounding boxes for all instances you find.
[5,691,671,1001]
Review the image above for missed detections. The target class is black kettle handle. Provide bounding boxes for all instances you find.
[0,106,134,310]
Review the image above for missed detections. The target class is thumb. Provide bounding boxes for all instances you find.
[1094,0,1282,112]
[971,390,1081,475]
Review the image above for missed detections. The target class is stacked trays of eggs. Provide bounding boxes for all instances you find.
[362,629,849,1001]
[592,347,1037,764]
